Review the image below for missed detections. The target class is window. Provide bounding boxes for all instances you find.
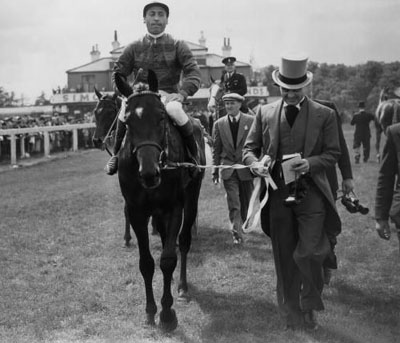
[82,75,96,92]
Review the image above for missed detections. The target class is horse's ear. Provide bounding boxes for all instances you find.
[147,69,158,93]
[94,87,102,100]
[114,73,133,97]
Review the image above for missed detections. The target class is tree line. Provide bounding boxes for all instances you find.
[253,60,400,119]
[1,61,400,118]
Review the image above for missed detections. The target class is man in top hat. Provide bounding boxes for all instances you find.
[243,53,341,330]
[212,92,254,244]
[350,101,375,163]
[104,1,201,175]
[220,56,249,113]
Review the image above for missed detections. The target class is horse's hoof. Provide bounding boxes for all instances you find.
[144,315,156,327]
[159,309,178,332]
[177,289,190,303]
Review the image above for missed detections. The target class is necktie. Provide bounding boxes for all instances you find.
[285,105,299,127]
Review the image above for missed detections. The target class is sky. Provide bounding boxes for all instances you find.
[1,0,399,103]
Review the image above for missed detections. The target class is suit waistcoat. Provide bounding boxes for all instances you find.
[279,103,308,157]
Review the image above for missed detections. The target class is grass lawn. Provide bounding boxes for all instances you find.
[0,125,399,343]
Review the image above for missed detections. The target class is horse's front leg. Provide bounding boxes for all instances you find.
[123,202,132,247]
[129,210,157,326]
[159,206,182,332]
[177,180,201,302]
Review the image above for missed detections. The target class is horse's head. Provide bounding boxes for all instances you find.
[115,70,166,189]
[207,78,223,114]
[92,88,120,150]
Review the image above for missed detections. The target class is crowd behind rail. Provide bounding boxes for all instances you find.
[0,112,95,162]
[0,106,214,164]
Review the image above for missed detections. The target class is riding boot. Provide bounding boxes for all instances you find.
[176,121,199,165]
[105,119,126,175]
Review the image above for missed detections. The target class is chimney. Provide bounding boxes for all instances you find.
[90,44,101,61]
[198,31,206,47]
[221,37,231,58]
[112,30,120,51]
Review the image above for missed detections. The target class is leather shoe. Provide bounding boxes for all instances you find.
[303,310,318,330]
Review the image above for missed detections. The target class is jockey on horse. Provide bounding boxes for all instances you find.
[105,1,201,175]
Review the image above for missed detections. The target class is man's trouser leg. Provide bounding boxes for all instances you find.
[362,136,371,162]
[293,184,329,312]
[223,173,244,242]
[268,181,303,327]
[353,138,361,163]
[105,119,126,175]
[165,101,198,162]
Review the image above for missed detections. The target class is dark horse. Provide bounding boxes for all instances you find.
[91,89,135,247]
[375,87,400,160]
[113,70,205,331]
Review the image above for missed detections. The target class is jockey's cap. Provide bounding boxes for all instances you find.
[143,2,169,17]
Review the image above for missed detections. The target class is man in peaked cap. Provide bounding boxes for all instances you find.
[220,56,249,113]
[105,1,201,175]
[243,53,341,330]
[350,101,375,163]
[212,92,254,245]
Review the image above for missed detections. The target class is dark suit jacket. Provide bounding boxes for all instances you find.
[351,110,375,139]
[314,99,353,198]
[213,112,254,181]
[220,71,247,96]
[243,97,342,236]
[375,123,400,224]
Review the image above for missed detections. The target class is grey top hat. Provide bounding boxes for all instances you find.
[272,53,313,90]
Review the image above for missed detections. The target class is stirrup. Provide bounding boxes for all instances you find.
[105,155,118,175]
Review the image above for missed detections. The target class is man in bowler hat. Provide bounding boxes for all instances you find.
[243,53,341,330]
[350,101,375,163]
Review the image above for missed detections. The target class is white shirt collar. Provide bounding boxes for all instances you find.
[147,32,165,40]
[283,97,305,110]
[229,113,241,122]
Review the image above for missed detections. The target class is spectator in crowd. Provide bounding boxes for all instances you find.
[220,56,249,113]
[212,93,254,244]
[243,54,341,330]
[104,1,201,175]
[350,101,375,163]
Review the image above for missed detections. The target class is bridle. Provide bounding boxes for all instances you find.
[125,91,168,168]
[96,96,120,156]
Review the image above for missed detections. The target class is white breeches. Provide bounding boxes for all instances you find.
[160,91,189,126]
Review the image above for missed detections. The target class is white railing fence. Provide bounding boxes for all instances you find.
[0,123,96,166]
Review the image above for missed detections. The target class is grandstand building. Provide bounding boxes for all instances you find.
[51,31,268,117]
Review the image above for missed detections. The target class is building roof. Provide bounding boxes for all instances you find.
[204,53,249,67]
[67,39,250,74]
[66,57,115,73]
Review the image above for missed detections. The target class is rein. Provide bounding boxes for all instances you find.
[99,97,120,156]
